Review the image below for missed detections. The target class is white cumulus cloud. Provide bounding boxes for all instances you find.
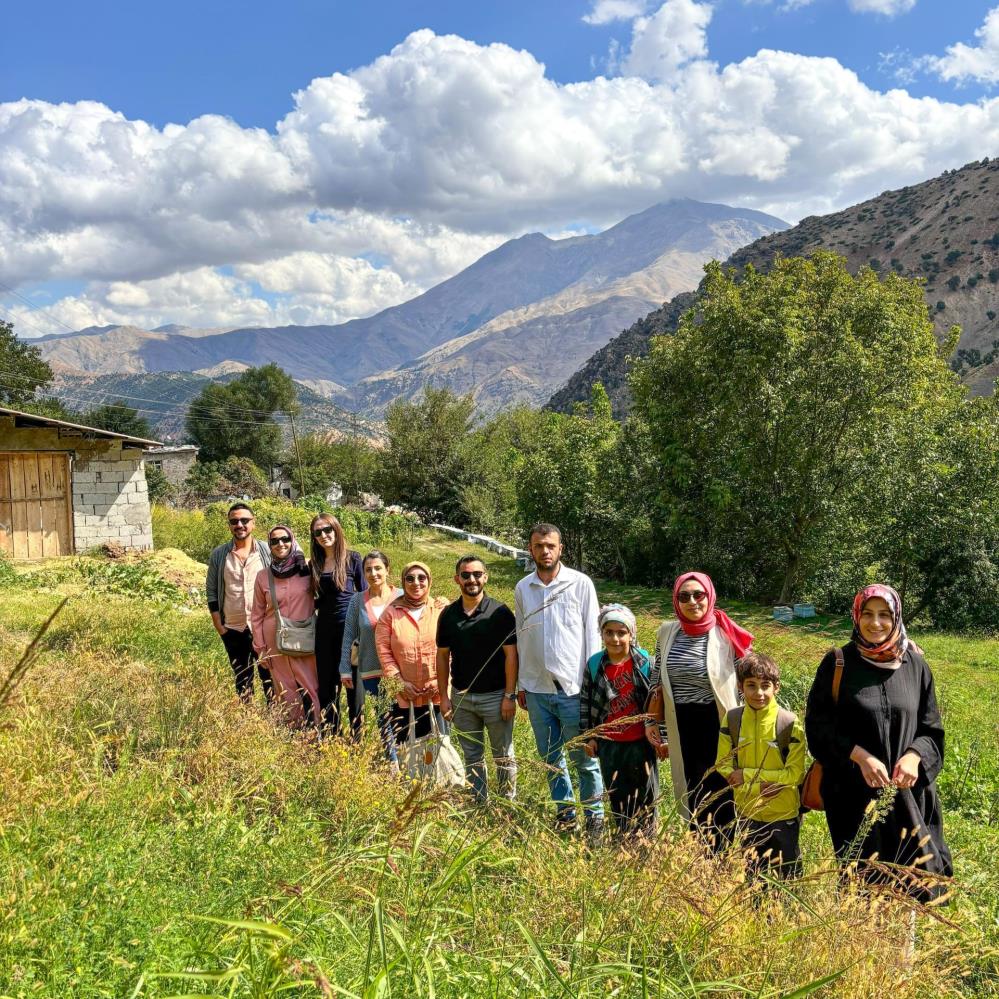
[847,0,916,14]
[925,6,999,85]
[3,10,999,336]
[583,0,648,25]
[622,0,713,82]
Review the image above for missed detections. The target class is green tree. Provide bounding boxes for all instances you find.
[182,457,272,503]
[0,320,53,406]
[380,388,475,523]
[881,394,999,630]
[631,253,964,603]
[280,432,379,501]
[145,463,173,504]
[82,402,154,440]
[516,384,633,572]
[459,406,545,538]
[185,364,299,467]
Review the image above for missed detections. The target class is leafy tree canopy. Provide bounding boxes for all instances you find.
[631,252,965,603]
[0,320,53,406]
[185,364,299,467]
[380,388,475,523]
[82,402,154,440]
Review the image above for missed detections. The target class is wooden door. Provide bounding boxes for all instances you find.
[0,452,73,558]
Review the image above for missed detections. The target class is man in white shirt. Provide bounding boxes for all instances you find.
[515,523,604,836]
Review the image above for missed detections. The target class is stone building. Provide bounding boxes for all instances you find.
[143,443,199,489]
[0,406,161,558]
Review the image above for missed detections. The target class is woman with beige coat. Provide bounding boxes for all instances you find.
[645,571,753,846]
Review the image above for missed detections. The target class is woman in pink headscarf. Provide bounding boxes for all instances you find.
[251,525,321,727]
[805,584,951,902]
[645,571,753,843]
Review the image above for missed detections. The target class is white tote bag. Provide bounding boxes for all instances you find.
[400,704,465,788]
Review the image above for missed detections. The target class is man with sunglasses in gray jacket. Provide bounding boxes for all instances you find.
[206,503,272,702]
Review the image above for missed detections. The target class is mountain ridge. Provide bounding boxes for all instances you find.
[33,199,787,411]
[548,158,999,416]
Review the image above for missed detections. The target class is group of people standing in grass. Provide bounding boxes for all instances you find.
[207,506,951,904]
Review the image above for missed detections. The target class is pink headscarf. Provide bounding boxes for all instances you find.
[851,583,910,664]
[672,571,754,659]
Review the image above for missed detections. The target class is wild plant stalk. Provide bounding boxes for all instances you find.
[0,595,69,712]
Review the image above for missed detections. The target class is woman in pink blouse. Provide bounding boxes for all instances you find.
[251,525,320,726]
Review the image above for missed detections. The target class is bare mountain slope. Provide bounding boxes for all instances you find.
[36,200,785,409]
[549,158,999,416]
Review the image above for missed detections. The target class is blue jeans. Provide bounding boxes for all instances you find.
[452,689,516,802]
[525,691,603,819]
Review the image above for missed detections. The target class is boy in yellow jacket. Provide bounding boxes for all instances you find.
[716,651,806,879]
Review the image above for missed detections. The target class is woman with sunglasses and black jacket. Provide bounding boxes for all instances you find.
[310,513,366,736]
[645,572,754,847]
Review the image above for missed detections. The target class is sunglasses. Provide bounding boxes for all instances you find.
[459,570,486,580]
[677,590,708,603]
[404,573,429,584]
[312,524,336,538]
[228,517,252,526]
[269,535,292,547]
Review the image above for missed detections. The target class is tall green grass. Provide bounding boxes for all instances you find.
[0,535,997,997]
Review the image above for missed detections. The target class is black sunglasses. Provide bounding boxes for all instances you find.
[404,573,429,584]
[677,590,707,603]
[312,524,336,537]
[269,535,292,547]
[459,570,486,580]
[228,517,252,526]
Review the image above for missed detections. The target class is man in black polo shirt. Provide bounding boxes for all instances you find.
[436,555,518,802]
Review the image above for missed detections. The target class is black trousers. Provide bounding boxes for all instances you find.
[220,627,272,701]
[674,700,735,849]
[741,817,802,880]
[597,737,659,839]
[316,621,346,734]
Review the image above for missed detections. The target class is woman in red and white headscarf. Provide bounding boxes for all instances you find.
[645,571,753,843]
[806,584,952,902]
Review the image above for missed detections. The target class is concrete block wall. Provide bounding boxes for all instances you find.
[72,447,154,552]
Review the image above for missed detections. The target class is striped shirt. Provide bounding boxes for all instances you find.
[654,630,713,704]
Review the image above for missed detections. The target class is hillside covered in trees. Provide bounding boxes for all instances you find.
[550,158,999,416]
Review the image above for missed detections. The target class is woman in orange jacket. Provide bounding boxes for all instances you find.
[375,560,449,742]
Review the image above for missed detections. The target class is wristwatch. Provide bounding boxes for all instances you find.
[504,692,518,701]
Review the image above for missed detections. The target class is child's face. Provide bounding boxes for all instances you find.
[602,622,632,660]
[740,675,778,711]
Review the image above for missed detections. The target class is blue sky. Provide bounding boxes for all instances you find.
[2,1,994,127]
[2,0,999,335]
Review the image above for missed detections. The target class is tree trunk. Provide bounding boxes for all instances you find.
[778,551,800,605]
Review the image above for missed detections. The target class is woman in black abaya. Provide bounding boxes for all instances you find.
[805,584,952,901]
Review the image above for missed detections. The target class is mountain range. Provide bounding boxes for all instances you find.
[35,199,787,418]
[549,158,999,415]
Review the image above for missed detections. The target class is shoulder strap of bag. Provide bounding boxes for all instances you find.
[727,706,744,749]
[266,569,286,629]
[775,707,797,760]
[832,646,845,704]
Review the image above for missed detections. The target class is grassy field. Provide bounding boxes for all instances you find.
[0,529,997,997]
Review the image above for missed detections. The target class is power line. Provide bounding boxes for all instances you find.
[0,279,99,336]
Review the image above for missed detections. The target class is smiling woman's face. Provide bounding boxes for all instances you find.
[364,558,387,588]
[677,579,709,622]
[859,596,893,645]
[403,567,429,601]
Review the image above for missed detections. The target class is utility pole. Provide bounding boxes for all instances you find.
[350,409,360,502]
[289,411,306,499]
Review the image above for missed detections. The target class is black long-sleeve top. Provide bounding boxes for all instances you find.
[805,642,952,898]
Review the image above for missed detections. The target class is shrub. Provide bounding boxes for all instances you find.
[152,500,414,563]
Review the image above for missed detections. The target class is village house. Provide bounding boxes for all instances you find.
[0,406,161,558]
[143,443,199,490]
